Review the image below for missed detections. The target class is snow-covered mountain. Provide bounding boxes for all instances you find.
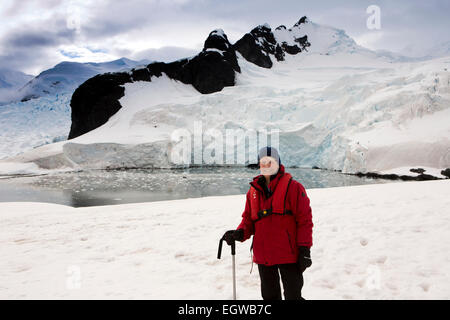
[1,16,449,178]
[0,68,34,105]
[17,57,151,102]
[0,57,151,159]
[422,40,450,59]
[400,40,450,60]
[67,17,417,140]
[0,68,33,89]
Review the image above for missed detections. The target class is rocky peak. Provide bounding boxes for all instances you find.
[202,28,240,73]
[203,29,232,52]
[233,17,311,68]
[293,16,308,27]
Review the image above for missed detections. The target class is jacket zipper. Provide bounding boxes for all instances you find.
[286,230,294,255]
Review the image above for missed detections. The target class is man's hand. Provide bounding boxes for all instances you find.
[222,229,244,245]
[298,246,312,272]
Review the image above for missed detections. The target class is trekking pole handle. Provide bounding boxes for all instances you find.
[217,238,224,259]
[217,237,236,258]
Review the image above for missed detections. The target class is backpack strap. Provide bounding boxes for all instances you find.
[253,173,293,221]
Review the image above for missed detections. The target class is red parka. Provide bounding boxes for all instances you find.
[236,164,313,266]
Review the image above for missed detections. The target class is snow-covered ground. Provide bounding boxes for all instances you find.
[0,179,448,299]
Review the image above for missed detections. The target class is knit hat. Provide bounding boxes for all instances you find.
[257,146,281,166]
[257,146,281,176]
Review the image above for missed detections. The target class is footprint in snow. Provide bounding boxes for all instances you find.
[355,279,365,288]
[360,238,369,246]
[419,283,431,292]
[314,278,336,290]
[369,255,387,265]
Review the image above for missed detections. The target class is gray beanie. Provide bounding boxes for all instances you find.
[257,146,281,165]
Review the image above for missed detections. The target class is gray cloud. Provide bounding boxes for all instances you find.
[1,0,449,75]
[77,0,207,40]
[1,0,65,17]
[129,46,199,62]
[5,31,60,48]
[0,14,76,73]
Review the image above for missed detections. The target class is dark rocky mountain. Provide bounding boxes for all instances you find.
[68,17,311,139]
[233,17,310,68]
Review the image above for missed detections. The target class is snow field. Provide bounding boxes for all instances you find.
[0,179,448,299]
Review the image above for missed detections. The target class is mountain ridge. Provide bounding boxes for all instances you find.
[69,15,414,139]
[16,57,151,103]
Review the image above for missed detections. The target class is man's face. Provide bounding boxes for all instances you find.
[259,156,279,176]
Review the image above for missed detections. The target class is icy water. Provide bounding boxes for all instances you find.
[0,167,395,207]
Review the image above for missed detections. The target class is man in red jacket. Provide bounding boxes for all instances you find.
[222,146,313,300]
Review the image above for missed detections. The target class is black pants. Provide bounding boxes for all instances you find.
[257,263,304,300]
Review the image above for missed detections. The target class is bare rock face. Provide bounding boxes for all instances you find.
[233,16,311,68]
[68,29,240,139]
[441,168,450,178]
[233,24,278,68]
[162,29,241,94]
[68,72,132,139]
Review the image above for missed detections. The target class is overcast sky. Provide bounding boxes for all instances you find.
[1,0,449,75]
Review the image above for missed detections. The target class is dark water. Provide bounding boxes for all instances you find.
[0,167,395,207]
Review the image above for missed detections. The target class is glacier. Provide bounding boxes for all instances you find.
[0,19,449,178]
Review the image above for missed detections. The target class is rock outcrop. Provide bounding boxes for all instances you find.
[233,16,311,68]
[69,29,241,139]
[69,72,132,139]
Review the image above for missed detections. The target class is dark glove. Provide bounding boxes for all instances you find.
[298,246,312,272]
[222,229,244,245]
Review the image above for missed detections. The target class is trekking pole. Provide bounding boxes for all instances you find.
[231,240,236,300]
[217,236,237,300]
